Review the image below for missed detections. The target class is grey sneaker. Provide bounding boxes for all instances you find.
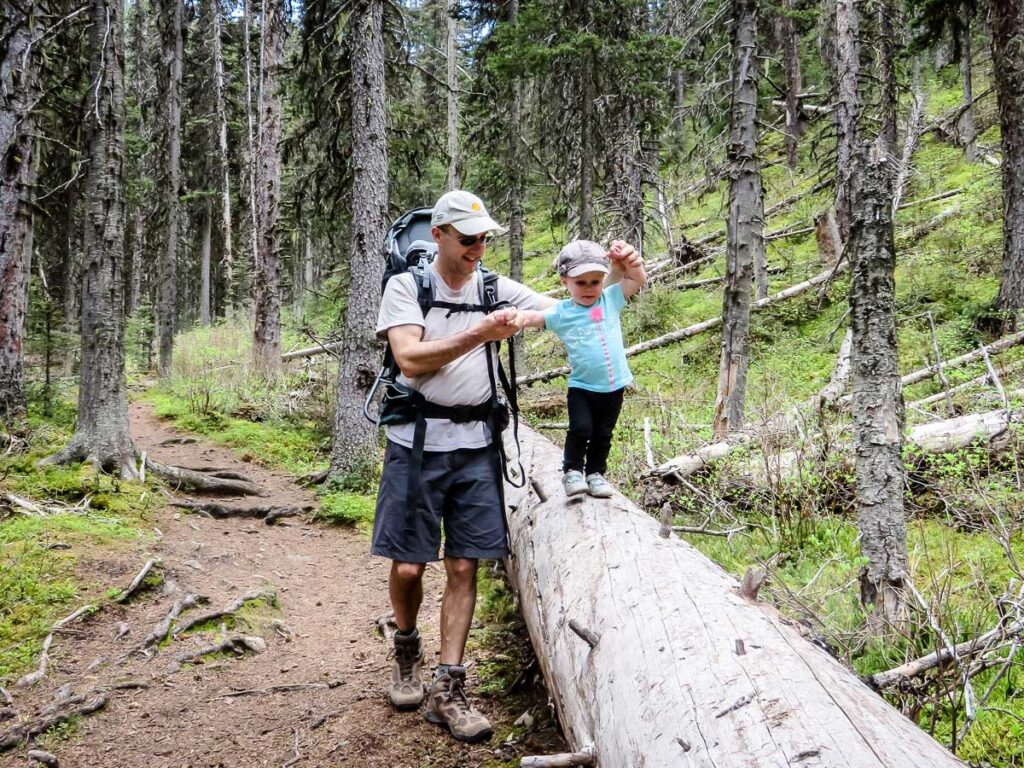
[562,470,587,497]
[389,630,426,710]
[425,665,493,743]
[586,473,614,498]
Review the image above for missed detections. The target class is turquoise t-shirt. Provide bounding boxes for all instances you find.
[544,283,633,393]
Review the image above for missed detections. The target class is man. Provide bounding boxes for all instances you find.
[373,190,639,743]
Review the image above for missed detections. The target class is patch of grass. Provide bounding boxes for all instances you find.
[314,490,376,531]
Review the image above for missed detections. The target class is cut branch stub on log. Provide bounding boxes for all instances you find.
[505,425,966,766]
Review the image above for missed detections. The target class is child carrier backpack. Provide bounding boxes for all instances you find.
[363,207,525,530]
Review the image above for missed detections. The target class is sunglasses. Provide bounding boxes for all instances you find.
[442,228,492,247]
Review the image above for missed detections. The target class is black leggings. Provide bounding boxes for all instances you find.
[563,387,625,475]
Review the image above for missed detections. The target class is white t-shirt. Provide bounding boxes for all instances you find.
[375,262,547,451]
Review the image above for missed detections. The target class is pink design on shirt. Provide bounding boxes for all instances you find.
[589,305,604,322]
[589,303,614,386]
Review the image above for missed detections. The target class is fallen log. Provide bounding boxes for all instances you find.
[519,266,842,386]
[505,425,965,766]
[908,359,1024,409]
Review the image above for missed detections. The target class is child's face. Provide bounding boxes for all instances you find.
[561,272,605,307]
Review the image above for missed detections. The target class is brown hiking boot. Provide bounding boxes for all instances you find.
[389,630,426,710]
[424,665,493,743]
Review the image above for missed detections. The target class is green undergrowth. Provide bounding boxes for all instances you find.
[0,396,156,684]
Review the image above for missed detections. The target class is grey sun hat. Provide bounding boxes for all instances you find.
[557,240,610,278]
[431,190,506,236]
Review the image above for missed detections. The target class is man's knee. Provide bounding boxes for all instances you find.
[444,557,478,585]
[392,561,426,586]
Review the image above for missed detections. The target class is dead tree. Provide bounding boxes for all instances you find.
[960,7,978,162]
[713,0,764,437]
[834,0,859,241]
[506,425,968,767]
[208,0,234,306]
[157,0,183,376]
[0,1,42,422]
[42,0,138,477]
[781,0,802,169]
[330,0,389,482]
[989,0,1024,319]
[446,0,459,189]
[849,142,907,632]
[252,0,286,374]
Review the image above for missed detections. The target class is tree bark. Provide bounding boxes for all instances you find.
[578,64,595,240]
[875,0,898,156]
[713,0,764,438]
[200,198,212,326]
[158,0,183,377]
[330,0,388,482]
[849,143,907,632]
[0,1,41,422]
[446,0,459,189]
[782,0,802,169]
[507,0,526,367]
[43,0,137,477]
[989,0,1024,319]
[605,102,644,252]
[242,0,259,304]
[209,0,234,308]
[506,425,968,767]
[252,0,286,374]
[834,0,860,242]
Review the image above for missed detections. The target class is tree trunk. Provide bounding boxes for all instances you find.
[44,0,137,477]
[834,0,859,242]
[330,0,388,482]
[876,0,897,156]
[578,65,595,240]
[989,0,1024,319]
[210,0,234,308]
[126,0,149,318]
[782,0,801,169]
[960,14,977,163]
[605,102,644,252]
[507,0,526,367]
[713,0,764,438]
[242,0,259,304]
[252,0,286,375]
[200,198,212,326]
[61,185,80,378]
[849,142,907,632]
[129,209,144,315]
[446,0,459,189]
[506,425,968,767]
[158,0,183,377]
[0,2,41,422]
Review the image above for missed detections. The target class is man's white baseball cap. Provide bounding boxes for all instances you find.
[431,190,506,236]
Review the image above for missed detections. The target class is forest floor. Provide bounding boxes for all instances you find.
[0,402,561,768]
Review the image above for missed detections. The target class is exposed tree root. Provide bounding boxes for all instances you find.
[209,680,344,701]
[167,634,267,674]
[171,500,308,524]
[146,458,261,495]
[116,558,161,603]
[0,693,107,752]
[16,605,97,688]
[128,593,208,660]
[26,750,59,767]
[374,614,397,643]
[172,587,277,637]
[159,437,197,446]
[299,468,330,486]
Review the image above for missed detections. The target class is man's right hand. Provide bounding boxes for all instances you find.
[475,308,525,342]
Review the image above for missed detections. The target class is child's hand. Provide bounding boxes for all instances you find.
[608,240,641,268]
[494,307,519,325]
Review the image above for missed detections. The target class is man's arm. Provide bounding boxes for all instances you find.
[387,308,524,378]
[605,240,641,289]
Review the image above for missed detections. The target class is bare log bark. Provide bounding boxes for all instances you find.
[505,425,967,767]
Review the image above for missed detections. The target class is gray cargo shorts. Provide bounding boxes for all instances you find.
[371,440,508,563]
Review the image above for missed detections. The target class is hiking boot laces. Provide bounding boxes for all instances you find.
[447,672,471,709]
[394,642,419,679]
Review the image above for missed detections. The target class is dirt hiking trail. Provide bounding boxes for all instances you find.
[1,403,561,767]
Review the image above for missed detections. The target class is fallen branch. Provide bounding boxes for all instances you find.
[375,614,397,644]
[871,619,1024,689]
[209,680,344,701]
[116,558,161,603]
[167,634,267,674]
[0,492,44,516]
[146,458,261,495]
[27,749,58,767]
[897,187,963,211]
[0,693,107,752]
[520,266,843,386]
[172,587,276,637]
[170,501,306,524]
[520,747,596,767]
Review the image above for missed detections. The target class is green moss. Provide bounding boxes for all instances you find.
[314,490,376,530]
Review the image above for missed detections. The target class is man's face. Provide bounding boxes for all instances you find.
[432,225,491,279]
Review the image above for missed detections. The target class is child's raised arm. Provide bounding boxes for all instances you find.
[608,240,646,299]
